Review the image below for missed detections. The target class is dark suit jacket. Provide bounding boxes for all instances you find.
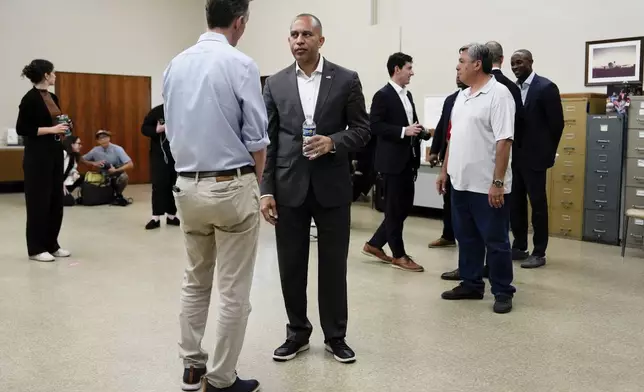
[261,59,370,208]
[492,69,525,149]
[16,87,62,149]
[371,83,420,174]
[515,74,564,170]
[141,104,174,166]
[429,90,459,161]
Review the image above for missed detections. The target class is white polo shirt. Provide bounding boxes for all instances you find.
[447,76,515,195]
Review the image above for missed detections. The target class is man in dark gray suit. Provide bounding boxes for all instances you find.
[260,13,370,364]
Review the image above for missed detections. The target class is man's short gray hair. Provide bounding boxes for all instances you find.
[485,41,504,65]
[459,43,493,74]
[292,13,323,34]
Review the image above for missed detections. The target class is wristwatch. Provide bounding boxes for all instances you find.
[492,179,504,188]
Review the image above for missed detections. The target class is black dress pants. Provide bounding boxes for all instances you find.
[510,164,549,257]
[275,185,350,344]
[23,146,64,256]
[442,175,455,241]
[368,168,415,258]
[150,155,177,216]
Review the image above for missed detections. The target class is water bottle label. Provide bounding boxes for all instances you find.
[303,126,316,137]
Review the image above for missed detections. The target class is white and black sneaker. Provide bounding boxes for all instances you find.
[181,365,207,391]
[325,339,356,363]
[272,340,310,362]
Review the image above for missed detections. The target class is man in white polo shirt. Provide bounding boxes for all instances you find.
[436,43,516,314]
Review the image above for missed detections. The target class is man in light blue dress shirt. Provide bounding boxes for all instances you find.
[162,1,269,391]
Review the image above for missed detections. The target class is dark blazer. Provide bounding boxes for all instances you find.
[492,69,525,149]
[141,104,173,165]
[515,74,564,170]
[430,90,459,161]
[371,83,420,174]
[16,87,62,149]
[261,59,371,208]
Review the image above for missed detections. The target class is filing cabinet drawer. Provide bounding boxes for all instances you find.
[583,210,619,245]
[552,156,585,185]
[562,99,588,121]
[624,186,644,209]
[586,150,622,184]
[625,216,644,247]
[557,124,586,156]
[584,180,619,211]
[626,128,644,158]
[549,207,582,239]
[627,98,644,129]
[551,183,583,212]
[625,158,644,187]
[587,116,623,153]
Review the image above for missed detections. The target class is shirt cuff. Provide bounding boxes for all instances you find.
[260,194,273,199]
[401,127,405,138]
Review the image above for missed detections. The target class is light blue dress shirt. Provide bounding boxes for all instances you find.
[517,71,536,105]
[162,32,269,172]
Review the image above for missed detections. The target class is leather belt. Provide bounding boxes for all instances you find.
[178,165,254,182]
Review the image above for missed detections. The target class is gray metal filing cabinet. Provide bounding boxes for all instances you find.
[623,97,644,248]
[583,115,624,244]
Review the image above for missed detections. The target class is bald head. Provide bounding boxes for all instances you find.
[485,41,504,66]
[292,13,323,35]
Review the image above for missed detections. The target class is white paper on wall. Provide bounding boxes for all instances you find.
[422,94,450,163]
[6,128,18,145]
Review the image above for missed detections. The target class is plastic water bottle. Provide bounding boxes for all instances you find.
[302,115,316,158]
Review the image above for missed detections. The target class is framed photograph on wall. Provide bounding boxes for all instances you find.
[585,37,644,86]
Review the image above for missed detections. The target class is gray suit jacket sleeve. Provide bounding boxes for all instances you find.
[328,72,370,153]
[260,81,278,196]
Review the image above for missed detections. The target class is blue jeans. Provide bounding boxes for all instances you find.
[451,187,515,297]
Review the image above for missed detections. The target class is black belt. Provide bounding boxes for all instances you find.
[179,165,254,179]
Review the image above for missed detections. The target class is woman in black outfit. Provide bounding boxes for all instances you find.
[16,59,71,262]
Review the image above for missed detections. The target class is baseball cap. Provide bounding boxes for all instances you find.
[95,130,112,139]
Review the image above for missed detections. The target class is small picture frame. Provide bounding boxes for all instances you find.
[585,37,644,86]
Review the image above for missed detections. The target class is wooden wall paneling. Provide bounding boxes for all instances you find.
[55,72,106,168]
[103,75,151,184]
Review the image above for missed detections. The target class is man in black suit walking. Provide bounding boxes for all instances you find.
[427,76,467,253]
[362,52,425,273]
[260,13,370,364]
[510,49,564,269]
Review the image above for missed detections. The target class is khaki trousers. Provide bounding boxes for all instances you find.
[174,172,260,388]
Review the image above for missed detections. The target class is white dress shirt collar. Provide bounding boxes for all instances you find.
[388,80,408,96]
[197,31,229,45]
[295,56,324,78]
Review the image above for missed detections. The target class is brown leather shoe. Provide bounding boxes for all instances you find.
[362,243,393,264]
[428,237,456,248]
[392,256,424,272]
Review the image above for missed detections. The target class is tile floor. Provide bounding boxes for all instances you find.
[1,185,644,392]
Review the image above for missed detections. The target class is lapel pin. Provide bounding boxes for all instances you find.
[326,75,332,79]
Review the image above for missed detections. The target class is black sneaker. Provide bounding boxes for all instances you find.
[167,217,181,226]
[521,255,546,269]
[441,284,484,300]
[493,296,513,314]
[272,340,310,362]
[145,219,160,230]
[325,338,356,363]
[204,377,260,392]
[181,365,207,391]
[440,268,461,281]
[512,248,529,261]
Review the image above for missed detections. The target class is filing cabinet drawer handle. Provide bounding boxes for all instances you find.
[594,199,608,203]
[559,228,571,236]
[596,139,610,143]
[560,201,573,208]
[634,176,644,181]
[632,205,644,209]
[595,170,609,174]
[563,147,575,153]
[561,174,575,181]
[635,148,644,152]
[593,229,606,234]
[630,233,644,239]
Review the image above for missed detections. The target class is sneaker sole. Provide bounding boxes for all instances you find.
[428,243,456,248]
[325,345,356,363]
[181,381,202,391]
[272,344,310,362]
[361,250,392,264]
[441,294,484,300]
[29,256,55,262]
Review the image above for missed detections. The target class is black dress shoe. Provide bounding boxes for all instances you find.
[521,255,546,269]
[325,338,356,363]
[273,340,309,362]
[167,217,181,226]
[441,284,484,300]
[181,365,207,391]
[512,248,529,261]
[493,296,513,314]
[440,268,460,281]
[204,377,260,392]
[145,219,161,230]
